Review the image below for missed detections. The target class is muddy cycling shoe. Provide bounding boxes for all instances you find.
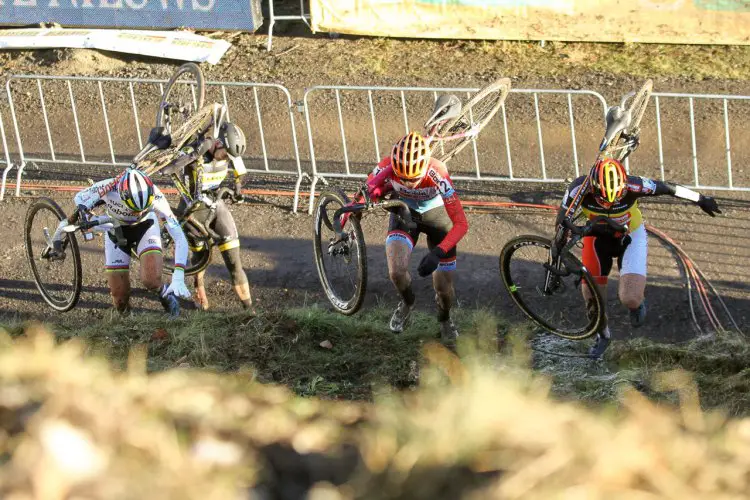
[159,291,181,318]
[439,320,459,349]
[588,332,611,360]
[630,299,647,328]
[389,301,414,333]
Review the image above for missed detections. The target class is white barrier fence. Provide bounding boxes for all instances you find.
[302,85,609,212]
[1,75,307,211]
[1,75,749,212]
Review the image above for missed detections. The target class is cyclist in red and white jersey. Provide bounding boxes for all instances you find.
[52,168,191,317]
[365,132,469,346]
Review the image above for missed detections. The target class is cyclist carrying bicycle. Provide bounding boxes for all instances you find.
[364,131,469,347]
[51,168,191,316]
[166,103,254,312]
[556,154,721,358]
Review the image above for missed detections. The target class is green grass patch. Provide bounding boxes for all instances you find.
[2,309,748,415]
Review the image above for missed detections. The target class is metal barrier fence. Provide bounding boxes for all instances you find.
[0,104,13,201]
[302,84,609,213]
[645,92,750,192]
[267,0,311,51]
[1,75,748,211]
[2,75,307,210]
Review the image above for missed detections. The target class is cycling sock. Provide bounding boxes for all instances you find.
[400,286,416,307]
[600,326,612,339]
[437,306,450,323]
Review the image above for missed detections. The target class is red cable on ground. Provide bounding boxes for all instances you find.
[8,182,738,334]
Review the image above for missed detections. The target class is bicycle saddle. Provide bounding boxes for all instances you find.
[599,105,632,151]
[424,94,462,130]
[148,126,173,150]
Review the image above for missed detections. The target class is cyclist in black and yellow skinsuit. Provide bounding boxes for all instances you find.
[173,104,254,312]
[557,158,721,358]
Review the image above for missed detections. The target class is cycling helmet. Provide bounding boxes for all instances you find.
[391,131,430,181]
[590,158,627,204]
[219,122,247,173]
[118,168,155,213]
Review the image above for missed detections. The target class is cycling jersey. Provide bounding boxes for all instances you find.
[559,174,674,284]
[367,156,468,254]
[73,177,188,270]
[559,174,673,232]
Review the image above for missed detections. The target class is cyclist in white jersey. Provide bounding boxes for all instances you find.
[52,168,191,316]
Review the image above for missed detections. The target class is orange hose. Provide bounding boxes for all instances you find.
[9,181,735,333]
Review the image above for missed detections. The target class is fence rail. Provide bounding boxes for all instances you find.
[649,92,750,192]
[1,75,748,211]
[1,74,307,211]
[302,84,609,213]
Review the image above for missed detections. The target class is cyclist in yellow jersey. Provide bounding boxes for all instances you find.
[556,157,721,358]
[168,104,254,312]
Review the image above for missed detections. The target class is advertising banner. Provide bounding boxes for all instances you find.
[0,0,263,32]
[0,28,231,63]
[310,0,750,45]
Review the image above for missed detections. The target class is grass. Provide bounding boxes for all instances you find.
[2,307,749,416]
[334,38,750,84]
[3,319,750,498]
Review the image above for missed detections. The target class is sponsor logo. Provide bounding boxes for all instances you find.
[640,177,657,193]
[393,183,437,200]
[95,179,117,198]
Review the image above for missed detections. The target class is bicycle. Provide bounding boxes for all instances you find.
[24,199,115,311]
[24,64,214,311]
[313,186,415,315]
[498,79,653,339]
[313,77,511,315]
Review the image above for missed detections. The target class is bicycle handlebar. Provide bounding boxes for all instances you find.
[562,215,628,237]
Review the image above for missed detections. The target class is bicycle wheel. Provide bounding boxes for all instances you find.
[499,235,604,340]
[435,77,511,163]
[156,63,206,139]
[24,198,82,312]
[625,79,653,137]
[606,79,653,161]
[313,188,367,315]
[160,224,212,277]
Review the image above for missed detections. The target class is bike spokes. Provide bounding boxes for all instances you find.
[24,198,82,312]
[313,190,367,315]
[157,63,206,139]
[500,235,602,340]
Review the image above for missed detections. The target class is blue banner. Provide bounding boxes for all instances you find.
[0,0,262,32]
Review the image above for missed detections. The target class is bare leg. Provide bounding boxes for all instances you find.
[386,240,414,305]
[139,251,164,293]
[619,273,646,310]
[386,240,415,333]
[194,270,209,310]
[432,270,455,322]
[108,270,131,313]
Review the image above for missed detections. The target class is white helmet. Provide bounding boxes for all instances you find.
[118,168,155,213]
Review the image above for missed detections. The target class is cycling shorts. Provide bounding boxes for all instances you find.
[177,198,239,252]
[104,213,162,271]
[582,224,647,285]
[386,206,457,271]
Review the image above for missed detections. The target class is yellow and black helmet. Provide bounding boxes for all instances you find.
[590,158,627,204]
[391,132,431,181]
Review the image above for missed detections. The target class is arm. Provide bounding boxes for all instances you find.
[152,188,188,270]
[555,179,584,227]
[437,194,468,253]
[633,177,721,216]
[364,158,395,200]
